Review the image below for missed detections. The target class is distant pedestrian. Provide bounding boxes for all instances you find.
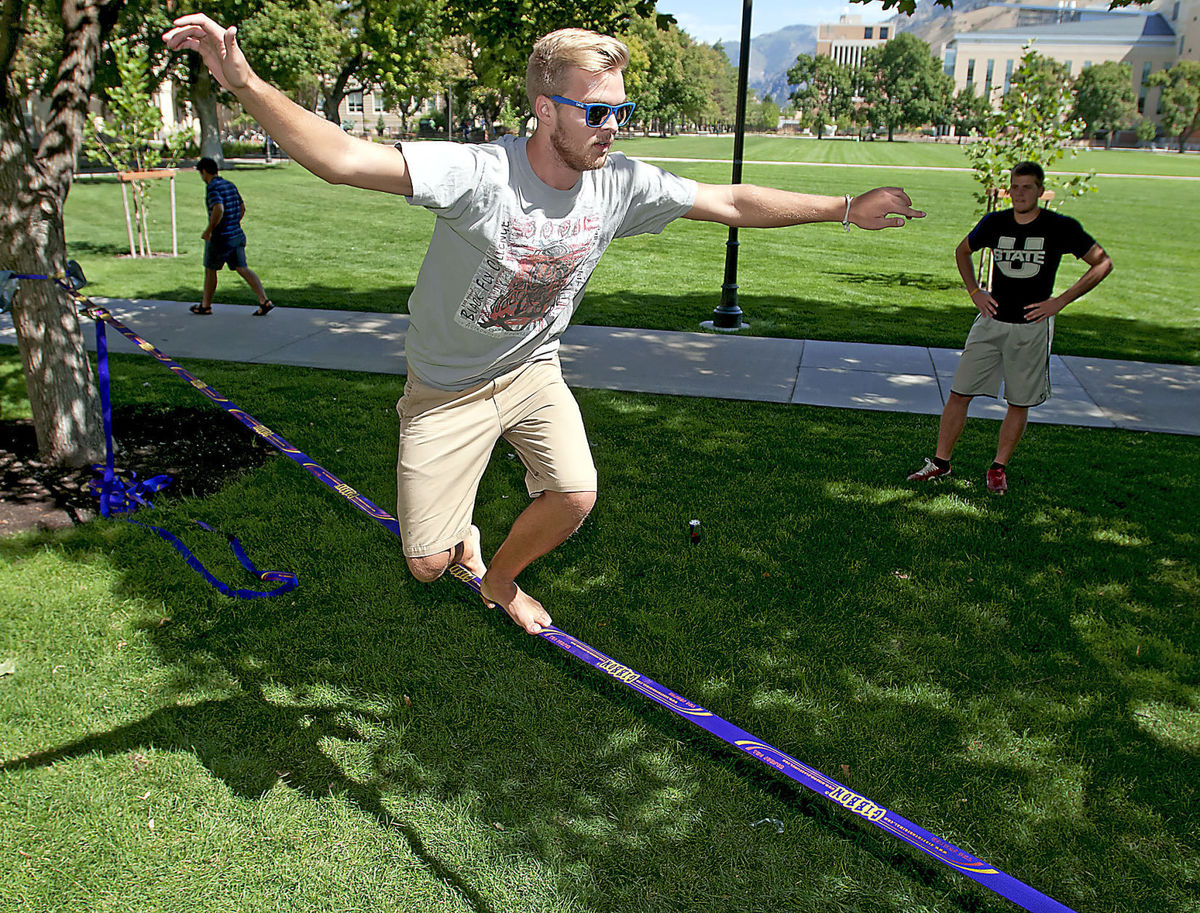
[192,157,274,316]
[907,162,1112,495]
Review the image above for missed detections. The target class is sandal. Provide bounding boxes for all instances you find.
[253,300,275,317]
[189,304,212,315]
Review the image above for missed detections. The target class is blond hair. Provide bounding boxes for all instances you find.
[526,28,630,110]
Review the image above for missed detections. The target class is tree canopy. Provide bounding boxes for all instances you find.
[859,32,953,141]
[963,47,1092,211]
[1072,60,1137,148]
[1147,61,1200,153]
[787,53,853,139]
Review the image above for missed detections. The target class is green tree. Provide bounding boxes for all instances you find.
[624,12,694,134]
[859,32,952,141]
[160,0,334,164]
[787,53,852,139]
[445,0,658,129]
[237,0,341,117]
[1146,61,1200,153]
[750,94,781,132]
[951,86,991,136]
[1072,60,1136,148]
[1,0,123,465]
[84,36,167,256]
[707,41,739,127]
[685,40,737,130]
[964,47,1091,211]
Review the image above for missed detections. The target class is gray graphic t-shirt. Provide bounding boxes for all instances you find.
[401,136,697,390]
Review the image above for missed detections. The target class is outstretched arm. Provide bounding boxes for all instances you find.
[163,14,413,195]
[684,183,924,230]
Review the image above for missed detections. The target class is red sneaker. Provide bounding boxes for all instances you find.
[986,467,1008,495]
[907,458,951,482]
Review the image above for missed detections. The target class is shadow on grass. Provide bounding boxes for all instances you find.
[1,366,1197,912]
[827,269,963,292]
[68,239,138,258]
[575,290,1200,365]
[100,283,417,314]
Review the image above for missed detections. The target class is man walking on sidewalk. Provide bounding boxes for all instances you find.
[193,157,274,317]
[166,14,924,635]
[908,162,1112,494]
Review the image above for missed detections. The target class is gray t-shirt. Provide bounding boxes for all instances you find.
[401,135,697,390]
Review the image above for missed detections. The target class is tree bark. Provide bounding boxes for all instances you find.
[190,61,223,165]
[323,50,363,125]
[1,0,116,466]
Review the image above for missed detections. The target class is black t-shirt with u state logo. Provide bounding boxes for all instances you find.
[968,208,1096,323]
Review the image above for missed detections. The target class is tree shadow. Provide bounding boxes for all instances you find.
[573,289,1200,364]
[0,687,499,913]
[120,283,416,314]
[827,269,963,292]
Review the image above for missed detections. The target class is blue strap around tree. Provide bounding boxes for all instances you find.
[91,318,298,600]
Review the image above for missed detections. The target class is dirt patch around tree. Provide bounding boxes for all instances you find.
[0,406,275,537]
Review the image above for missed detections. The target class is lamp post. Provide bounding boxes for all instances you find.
[704,0,752,332]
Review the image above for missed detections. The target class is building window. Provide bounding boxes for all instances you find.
[1141,62,1152,86]
[966,59,975,84]
[347,91,364,114]
[864,26,873,39]
[1172,1,1180,19]
[984,59,994,96]
[373,94,389,114]
[1004,59,1014,94]
[1083,60,1091,69]
[1064,60,1072,75]
[880,27,889,39]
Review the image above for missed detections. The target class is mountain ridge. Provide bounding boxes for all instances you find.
[718,2,996,102]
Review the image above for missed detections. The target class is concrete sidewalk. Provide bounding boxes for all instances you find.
[3,297,1197,436]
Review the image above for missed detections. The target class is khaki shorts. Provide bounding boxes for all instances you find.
[951,315,1054,407]
[395,357,597,558]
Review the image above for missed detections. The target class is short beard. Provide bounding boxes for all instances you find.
[550,122,607,173]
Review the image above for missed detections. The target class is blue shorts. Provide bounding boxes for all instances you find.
[204,241,248,271]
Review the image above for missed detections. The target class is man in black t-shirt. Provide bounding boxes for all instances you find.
[908,162,1112,494]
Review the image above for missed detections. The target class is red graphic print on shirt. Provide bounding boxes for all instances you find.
[457,214,602,338]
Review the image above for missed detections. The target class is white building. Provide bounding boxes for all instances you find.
[942,0,1199,130]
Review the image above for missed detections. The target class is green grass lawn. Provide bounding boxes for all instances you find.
[2,351,1198,913]
[63,138,1200,365]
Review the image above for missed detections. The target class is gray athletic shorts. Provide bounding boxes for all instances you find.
[951,315,1054,407]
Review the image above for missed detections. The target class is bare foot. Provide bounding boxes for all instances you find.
[479,574,552,635]
[452,525,487,580]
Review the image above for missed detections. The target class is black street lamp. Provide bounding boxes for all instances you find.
[705,0,752,332]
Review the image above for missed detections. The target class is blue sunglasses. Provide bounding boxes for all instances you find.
[550,95,637,128]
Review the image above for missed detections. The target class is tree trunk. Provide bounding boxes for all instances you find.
[0,0,112,466]
[190,61,223,165]
[322,51,362,125]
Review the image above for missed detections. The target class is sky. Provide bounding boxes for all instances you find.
[655,0,897,46]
